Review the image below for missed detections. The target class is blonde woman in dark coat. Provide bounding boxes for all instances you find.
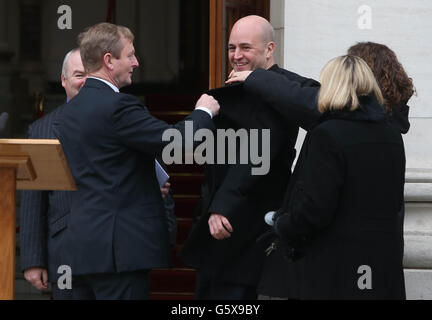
[227,55,406,299]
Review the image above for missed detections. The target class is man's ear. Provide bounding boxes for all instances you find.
[103,53,114,71]
[266,42,275,58]
[61,74,66,89]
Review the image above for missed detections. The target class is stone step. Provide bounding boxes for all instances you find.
[176,218,194,244]
[166,163,204,174]
[171,245,186,269]
[170,173,204,196]
[150,268,196,294]
[150,292,194,300]
[173,195,200,219]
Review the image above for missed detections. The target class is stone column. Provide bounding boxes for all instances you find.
[270,0,284,67]
[403,170,432,299]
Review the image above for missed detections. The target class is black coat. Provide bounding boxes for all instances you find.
[389,102,410,134]
[244,68,411,135]
[179,65,320,286]
[245,69,408,299]
[53,78,214,275]
[277,98,406,299]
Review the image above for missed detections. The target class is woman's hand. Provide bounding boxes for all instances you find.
[225,70,253,84]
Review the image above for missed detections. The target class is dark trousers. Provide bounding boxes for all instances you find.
[71,270,151,300]
[51,283,74,300]
[195,271,257,300]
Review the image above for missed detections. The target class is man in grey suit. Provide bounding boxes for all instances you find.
[19,48,86,299]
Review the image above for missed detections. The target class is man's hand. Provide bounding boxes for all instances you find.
[160,182,170,199]
[195,94,220,117]
[225,70,253,84]
[24,267,48,291]
[208,213,233,240]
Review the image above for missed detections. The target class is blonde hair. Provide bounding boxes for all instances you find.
[78,22,134,73]
[318,55,385,113]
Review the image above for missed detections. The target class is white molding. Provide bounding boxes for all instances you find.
[406,168,432,183]
[404,203,432,269]
[404,235,432,268]
[404,269,432,300]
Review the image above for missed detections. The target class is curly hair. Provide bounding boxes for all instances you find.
[348,42,415,114]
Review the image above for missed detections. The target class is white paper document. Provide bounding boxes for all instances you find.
[155,159,170,187]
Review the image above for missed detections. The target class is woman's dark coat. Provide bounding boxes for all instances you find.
[244,69,407,300]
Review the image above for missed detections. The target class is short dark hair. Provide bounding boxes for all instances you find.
[78,22,134,73]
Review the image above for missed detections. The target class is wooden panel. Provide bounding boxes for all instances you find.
[225,0,269,20]
[209,0,223,89]
[225,0,270,76]
[209,0,270,88]
[0,139,76,191]
[0,155,36,181]
[0,168,16,300]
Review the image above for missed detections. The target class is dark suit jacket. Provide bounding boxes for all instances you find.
[243,68,321,131]
[20,105,72,282]
[53,78,214,275]
[179,65,320,286]
[246,68,412,135]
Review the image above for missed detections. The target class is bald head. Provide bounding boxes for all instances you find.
[228,15,275,71]
[232,15,275,44]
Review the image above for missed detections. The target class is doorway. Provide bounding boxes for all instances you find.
[209,0,270,88]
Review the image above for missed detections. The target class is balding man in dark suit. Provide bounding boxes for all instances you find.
[180,15,320,300]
